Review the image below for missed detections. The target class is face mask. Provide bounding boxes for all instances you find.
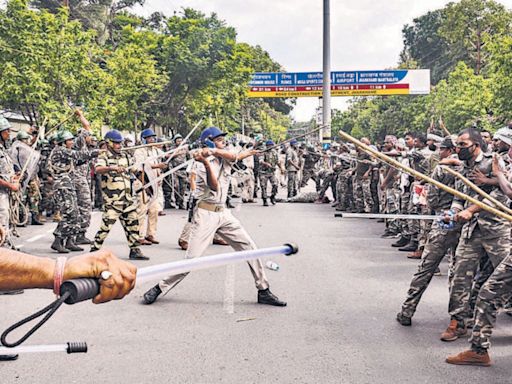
[428,144,437,151]
[458,145,474,161]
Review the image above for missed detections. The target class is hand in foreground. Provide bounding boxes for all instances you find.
[63,249,137,304]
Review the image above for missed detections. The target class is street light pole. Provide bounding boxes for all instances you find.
[322,0,332,148]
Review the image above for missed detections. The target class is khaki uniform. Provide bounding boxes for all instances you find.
[0,142,14,233]
[159,154,269,293]
[134,147,161,238]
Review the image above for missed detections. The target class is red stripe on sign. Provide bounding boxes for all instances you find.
[250,84,410,92]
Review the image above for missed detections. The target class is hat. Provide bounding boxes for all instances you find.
[440,137,455,149]
[493,127,512,146]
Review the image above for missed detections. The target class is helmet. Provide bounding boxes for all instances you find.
[493,127,512,146]
[173,133,183,141]
[57,131,74,143]
[290,139,298,146]
[0,116,12,132]
[141,128,156,139]
[104,130,124,143]
[265,140,275,146]
[200,126,226,148]
[16,131,31,141]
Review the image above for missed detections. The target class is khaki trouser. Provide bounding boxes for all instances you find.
[138,190,159,238]
[160,206,269,293]
[0,191,9,231]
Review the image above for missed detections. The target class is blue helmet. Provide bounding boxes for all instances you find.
[290,139,298,146]
[104,130,124,143]
[141,128,156,139]
[200,126,227,148]
[265,140,275,146]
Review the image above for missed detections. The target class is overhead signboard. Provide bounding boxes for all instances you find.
[247,69,430,98]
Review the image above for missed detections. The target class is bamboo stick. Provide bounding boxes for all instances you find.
[336,130,512,222]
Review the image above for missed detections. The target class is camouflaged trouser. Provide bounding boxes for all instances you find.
[449,227,511,323]
[401,221,461,318]
[287,171,297,198]
[259,173,278,199]
[353,177,373,213]
[470,253,512,349]
[73,176,92,235]
[93,202,140,250]
[384,187,401,234]
[53,187,80,238]
[335,171,353,210]
[26,178,40,215]
[300,168,320,191]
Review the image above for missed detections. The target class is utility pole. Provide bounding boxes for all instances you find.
[322,0,332,149]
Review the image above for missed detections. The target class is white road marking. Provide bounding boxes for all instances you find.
[26,234,44,243]
[223,264,235,314]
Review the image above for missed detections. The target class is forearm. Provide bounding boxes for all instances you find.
[496,172,512,199]
[77,114,91,131]
[203,162,218,191]
[0,249,55,290]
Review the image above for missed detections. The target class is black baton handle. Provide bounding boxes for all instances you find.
[60,279,100,304]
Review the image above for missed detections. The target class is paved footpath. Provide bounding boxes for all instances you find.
[1,198,512,383]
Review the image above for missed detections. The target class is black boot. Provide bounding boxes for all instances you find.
[392,236,410,248]
[257,288,287,307]
[270,195,276,205]
[396,312,412,326]
[31,213,44,226]
[263,198,269,207]
[143,284,162,304]
[129,247,149,260]
[399,240,418,252]
[65,237,84,252]
[51,237,69,254]
[75,233,92,245]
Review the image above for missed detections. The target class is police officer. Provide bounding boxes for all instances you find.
[285,139,300,199]
[91,130,147,260]
[48,131,89,253]
[143,127,286,306]
[259,140,279,206]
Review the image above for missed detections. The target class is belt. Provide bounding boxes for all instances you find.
[197,201,225,212]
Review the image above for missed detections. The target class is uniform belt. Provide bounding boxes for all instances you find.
[197,201,225,212]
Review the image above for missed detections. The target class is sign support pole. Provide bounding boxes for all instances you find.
[322,0,331,148]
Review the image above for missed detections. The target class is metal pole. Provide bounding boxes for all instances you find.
[322,0,332,149]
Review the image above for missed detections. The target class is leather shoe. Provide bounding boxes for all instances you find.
[146,235,160,244]
[129,248,149,260]
[158,211,166,216]
[446,349,491,366]
[178,239,188,250]
[213,237,229,246]
[441,319,467,341]
[138,238,153,246]
[143,285,162,305]
[258,289,287,307]
[407,250,423,259]
[399,240,418,252]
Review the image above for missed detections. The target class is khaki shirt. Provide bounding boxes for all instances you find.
[195,156,232,205]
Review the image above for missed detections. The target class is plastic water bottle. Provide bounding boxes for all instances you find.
[265,261,280,271]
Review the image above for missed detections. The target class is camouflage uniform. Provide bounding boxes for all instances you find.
[382,164,401,234]
[39,146,56,216]
[92,149,140,250]
[300,150,321,190]
[352,152,374,213]
[334,157,354,211]
[285,146,299,198]
[71,129,98,238]
[0,141,14,235]
[259,149,278,200]
[400,161,462,318]
[48,145,89,240]
[448,152,511,324]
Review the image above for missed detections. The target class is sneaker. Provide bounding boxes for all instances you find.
[446,349,491,366]
[257,289,287,307]
[407,250,423,259]
[396,312,412,326]
[143,285,162,305]
[441,319,467,341]
[434,267,442,276]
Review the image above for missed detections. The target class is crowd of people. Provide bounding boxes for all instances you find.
[1,108,512,366]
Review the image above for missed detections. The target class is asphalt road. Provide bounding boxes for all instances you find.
[2,194,512,383]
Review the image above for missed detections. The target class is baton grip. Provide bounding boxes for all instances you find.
[60,278,100,304]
